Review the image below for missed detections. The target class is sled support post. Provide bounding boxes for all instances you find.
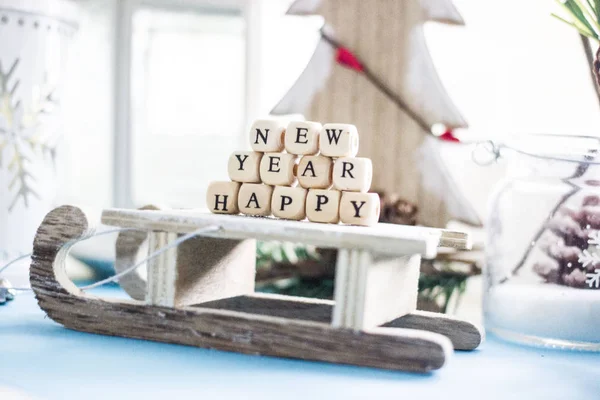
[332,249,420,330]
[146,232,178,307]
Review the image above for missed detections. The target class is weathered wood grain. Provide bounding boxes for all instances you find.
[31,205,455,372]
[196,293,483,351]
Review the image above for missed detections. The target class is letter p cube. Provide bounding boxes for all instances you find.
[271,186,307,220]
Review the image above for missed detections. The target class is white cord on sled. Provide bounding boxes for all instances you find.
[0,225,221,293]
[0,253,33,275]
[80,225,220,291]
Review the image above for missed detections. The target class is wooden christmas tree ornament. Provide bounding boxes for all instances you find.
[273,0,482,228]
[29,119,482,374]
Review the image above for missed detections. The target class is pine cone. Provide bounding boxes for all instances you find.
[533,195,600,289]
[376,191,418,225]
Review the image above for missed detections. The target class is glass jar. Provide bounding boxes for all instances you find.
[0,0,78,287]
[483,134,600,351]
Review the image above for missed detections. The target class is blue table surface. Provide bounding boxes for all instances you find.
[1,288,599,400]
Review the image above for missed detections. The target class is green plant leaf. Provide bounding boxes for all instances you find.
[573,0,600,32]
[558,0,600,38]
[552,13,598,38]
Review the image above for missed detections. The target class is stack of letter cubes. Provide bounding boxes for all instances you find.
[206,120,380,226]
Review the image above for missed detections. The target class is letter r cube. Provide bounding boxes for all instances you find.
[333,157,373,192]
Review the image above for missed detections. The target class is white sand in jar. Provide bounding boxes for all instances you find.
[486,283,600,343]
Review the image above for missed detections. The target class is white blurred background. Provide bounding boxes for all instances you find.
[59,0,600,216]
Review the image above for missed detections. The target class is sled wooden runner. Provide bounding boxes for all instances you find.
[30,206,482,374]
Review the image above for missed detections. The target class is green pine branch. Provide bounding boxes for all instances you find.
[552,0,600,40]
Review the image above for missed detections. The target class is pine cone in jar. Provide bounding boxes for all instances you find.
[375,191,418,225]
[533,195,600,289]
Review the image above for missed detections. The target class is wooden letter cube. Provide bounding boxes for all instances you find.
[340,192,381,226]
[306,189,341,224]
[260,153,297,186]
[333,157,372,192]
[227,151,262,183]
[271,186,307,220]
[237,183,273,216]
[319,123,359,158]
[297,155,333,189]
[284,121,322,155]
[206,181,240,214]
[250,119,285,152]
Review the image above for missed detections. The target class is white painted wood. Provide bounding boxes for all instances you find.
[102,209,453,257]
[146,232,178,307]
[361,254,421,328]
[353,250,371,329]
[333,250,420,331]
[331,247,349,328]
[243,0,265,127]
[112,0,136,208]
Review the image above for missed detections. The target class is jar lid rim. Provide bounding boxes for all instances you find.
[503,134,600,165]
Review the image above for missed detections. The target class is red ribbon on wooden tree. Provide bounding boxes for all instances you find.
[335,47,364,72]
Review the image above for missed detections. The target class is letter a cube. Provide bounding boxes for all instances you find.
[297,155,333,189]
[238,183,273,216]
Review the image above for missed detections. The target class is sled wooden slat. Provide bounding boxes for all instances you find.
[101,209,471,258]
[195,292,483,351]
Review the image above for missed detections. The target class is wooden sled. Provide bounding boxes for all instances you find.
[30,205,482,373]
